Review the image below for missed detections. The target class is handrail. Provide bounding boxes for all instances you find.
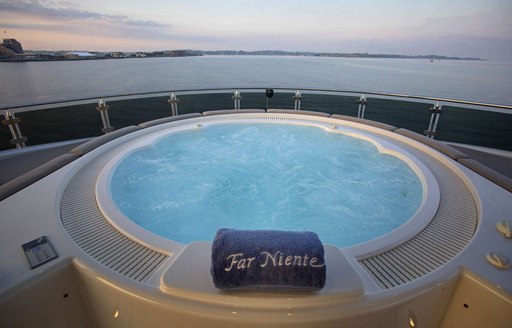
[2,87,511,113]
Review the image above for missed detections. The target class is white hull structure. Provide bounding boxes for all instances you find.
[1,111,511,327]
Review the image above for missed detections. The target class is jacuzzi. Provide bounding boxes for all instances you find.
[55,112,484,327]
[96,117,438,252]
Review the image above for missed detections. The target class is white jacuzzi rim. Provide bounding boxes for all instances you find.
[95,115,440,258]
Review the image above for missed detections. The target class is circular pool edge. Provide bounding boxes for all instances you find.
[95,116,440,258]
[57,112,480,318]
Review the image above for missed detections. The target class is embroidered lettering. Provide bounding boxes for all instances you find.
[224,253,243,272]
[225,251,325,271]
[260,251,279,267]
[224,253,256,271]
[259,251,324,268]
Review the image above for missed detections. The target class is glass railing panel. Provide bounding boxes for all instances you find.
[364,98,432,133]
[240,92,292,110]
[2,90,511,152]
[299,94,359,116]
[177,92,299,112]
[178,93,235,113]
[236,92,265,109]
[261,92,297,109]
[0,123,13,150]
[436,106,512,151]
[107,96,170,127]
[1,104,102,151]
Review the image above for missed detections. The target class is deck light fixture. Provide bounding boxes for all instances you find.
[409,310,417,327]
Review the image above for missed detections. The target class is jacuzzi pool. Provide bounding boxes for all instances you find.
[105,123,425,247]
[51,112,489,327]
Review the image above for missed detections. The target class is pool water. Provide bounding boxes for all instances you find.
[111,123,422,247]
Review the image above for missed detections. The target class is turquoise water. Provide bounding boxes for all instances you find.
[111,124,422,247]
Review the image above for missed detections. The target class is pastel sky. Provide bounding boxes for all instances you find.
[1,0,511,60]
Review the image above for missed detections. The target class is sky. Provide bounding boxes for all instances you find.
[1,0,511,60]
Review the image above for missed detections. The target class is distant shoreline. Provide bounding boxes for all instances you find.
[200,50,483,61]
[0,49,484,62]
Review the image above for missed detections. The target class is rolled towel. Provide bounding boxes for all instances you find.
[211,229,326,290]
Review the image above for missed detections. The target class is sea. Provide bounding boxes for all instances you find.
[0,56,511,107]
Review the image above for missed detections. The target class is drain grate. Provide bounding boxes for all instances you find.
[359,151,477,289]
[60,155,169,283]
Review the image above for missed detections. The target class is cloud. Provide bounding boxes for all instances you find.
[0,0,225,49]
[0,0,171,35]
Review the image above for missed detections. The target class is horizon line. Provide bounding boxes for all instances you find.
[21,48,484,60]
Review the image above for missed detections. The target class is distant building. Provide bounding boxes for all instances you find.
[63,51,95,59]
[0,39,24,58]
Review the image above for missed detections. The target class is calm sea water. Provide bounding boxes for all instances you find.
[1,56,511,106]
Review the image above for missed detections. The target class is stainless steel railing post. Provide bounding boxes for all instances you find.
[1,110,27,148]
[357,94,367,118]
[425,101,443,138]
[232,90,242,110]
[293,90,302,110]
[96,99,113,134]
[168,93,179,116]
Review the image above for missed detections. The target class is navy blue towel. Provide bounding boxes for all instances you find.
[211,229,326,290]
